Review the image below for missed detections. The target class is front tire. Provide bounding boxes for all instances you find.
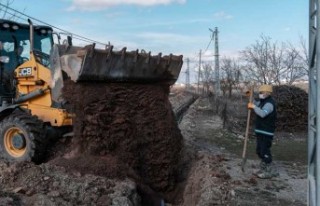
[0,112,47,163]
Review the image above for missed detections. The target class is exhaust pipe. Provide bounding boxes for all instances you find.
[28,19,34,53]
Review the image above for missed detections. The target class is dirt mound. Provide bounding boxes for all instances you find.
[273,85,308,132]
[216,85,308,134]
[0,161,139,205]
[60,80,183,193]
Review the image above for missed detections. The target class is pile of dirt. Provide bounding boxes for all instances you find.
[0,161,140,205]
[50,155,133,180]
[272,85,308,132]
[59,80,183,194]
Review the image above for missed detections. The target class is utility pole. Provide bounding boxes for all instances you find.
[185,58,190,90]
[214,27,220,96]
[309,1,320,205]
[197,50,202,94]
[209,27,220,96]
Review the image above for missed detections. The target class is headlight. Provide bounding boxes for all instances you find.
[2,23,9,28]
[12,25,19,30]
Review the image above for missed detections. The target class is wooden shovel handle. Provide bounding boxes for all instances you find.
[242,87,253,159]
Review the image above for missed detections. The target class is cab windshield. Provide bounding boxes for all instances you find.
[0,23,53,70]
[33,28,53,67]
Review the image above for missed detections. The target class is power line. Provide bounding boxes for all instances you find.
[0,3,107,46]
[204,35,213,53]
[72,36,102,45]
[2,10,27,22]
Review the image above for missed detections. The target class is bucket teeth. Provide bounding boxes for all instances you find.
[106,46,113,61]
[56,44,183,85]
[145,52,151,64]
[134,49,139,62]
[105,42,112,50]
[157,53,162,64]
[166,54,173,66]
[108,45,114,52]
[121,47,127,61]
[89,43,96,58]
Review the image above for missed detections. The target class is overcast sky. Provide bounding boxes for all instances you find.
[9,0,308,82]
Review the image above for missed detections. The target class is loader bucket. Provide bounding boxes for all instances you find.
[57,44,183,84]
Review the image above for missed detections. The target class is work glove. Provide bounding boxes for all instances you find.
[247,102,255,109]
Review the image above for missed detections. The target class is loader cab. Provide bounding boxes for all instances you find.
[33,26,54,68]
[0,19,53,96]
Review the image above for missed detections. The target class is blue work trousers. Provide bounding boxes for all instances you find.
[256,133,273,164]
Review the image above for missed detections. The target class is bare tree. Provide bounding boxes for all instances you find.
[241,35,273,84]
[267,41,285,85]
[0,0,25,21]
[241,34,307,85]
[299,35,309,74]
[220,57,241,97]
[281,42,306,84]
[200,63,214,95]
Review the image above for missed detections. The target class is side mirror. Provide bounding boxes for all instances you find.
[62,36,73,47]
[0,56,9,63]
[67,36,72,46]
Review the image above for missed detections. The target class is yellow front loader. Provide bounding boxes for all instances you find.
[0,19,183,163]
